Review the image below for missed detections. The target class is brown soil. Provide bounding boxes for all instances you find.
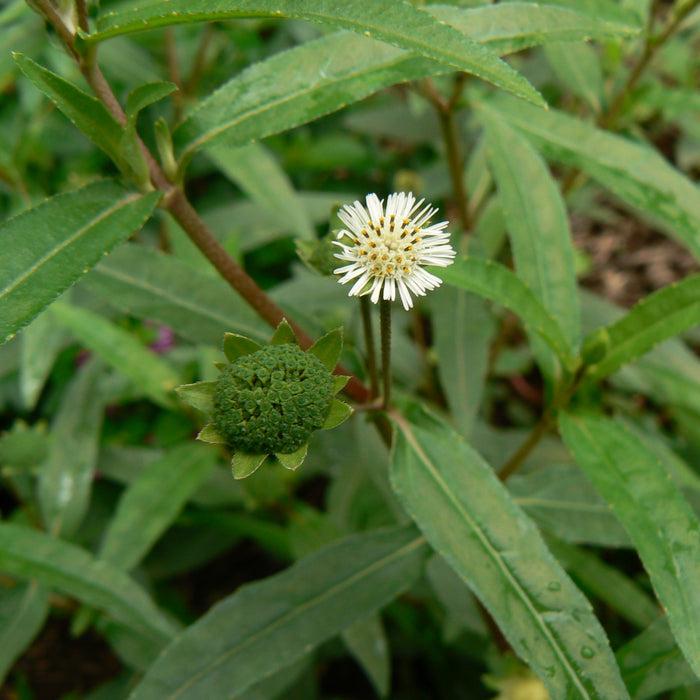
[572,203,700,307]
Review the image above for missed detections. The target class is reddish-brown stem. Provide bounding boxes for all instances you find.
[34,0,80,59]
[75,0,89,32]
[35,1,371,405]
[163,28,186,121]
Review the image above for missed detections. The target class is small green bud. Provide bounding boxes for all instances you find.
[212,344,333,454]
[581,327,610,366]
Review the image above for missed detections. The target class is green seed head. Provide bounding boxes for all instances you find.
[212,344,334,454]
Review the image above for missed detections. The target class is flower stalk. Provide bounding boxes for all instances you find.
[360,296,380,398]
[380,299,393,410]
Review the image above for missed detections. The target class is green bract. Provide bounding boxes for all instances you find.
[176,320,353,479]
[212,344,333,454]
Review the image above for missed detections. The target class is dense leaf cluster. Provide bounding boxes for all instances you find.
[213,344,333,453]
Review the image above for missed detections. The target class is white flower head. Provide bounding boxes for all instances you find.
[333,192,456,310]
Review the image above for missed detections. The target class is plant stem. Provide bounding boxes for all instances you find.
[498,365,587,481]
[75,0,89,32]
[561,0,699,195]
[380,299,393,410]
[420,77,470,232]
[360,296,380,398]
[32,0,373,406]
[186,23,216,96]
[163,27,185,122]
[34,0,79,59]
[497,410,555,481]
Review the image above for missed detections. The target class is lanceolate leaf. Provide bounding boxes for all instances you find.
[581,289,700,418]
[544,41,605,115]
[206,142,314,240]
[488,96,700,262]
[90,0,543,107]
[172,2,635,157]
[130,526,428,699]
[50,302,179,409]
[481,106,580,381]
[560,412,700,678]
[0,523,175,646]
[83,245,268,345]
[99,444,217,572]
[431,285,493,439]
[14,54,124,164]
[0,581,49,686]
[0,182,159,345]
[586,274,700,380]
[431,3,640,54]
[390,408,629,698]
[617,618,698,699]
[438,257,578,372]
[37,359,104,538]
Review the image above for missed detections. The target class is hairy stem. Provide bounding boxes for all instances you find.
[562,0,698,195]
[360,296,380,398]
[163,28,185,122]
[498,365,587,481]
[420,77,470,232]
[32,1,372,405]
[380,299,393,410]
[75,0,89,32]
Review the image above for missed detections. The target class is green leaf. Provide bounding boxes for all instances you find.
[581,289,700,418]
[547,539,659,629]
[231,452,267,479]
[206,142,314,240]
[276,444,308,471]
[617,618,698,700]
[488,96,700,262]
[434,2,640,53]
[120,82,176,186]
[13,54,124,165]
[90,1,543,106]
[391,407,629,698]
[481,106,580,381]
[0,581,49,686]
[342,614,390,698]
[0,182,159,346]
[129,525,427,699]
[176,381,216,414]
[125,81,178,120]
[0,523,175,645]
[19,310,66,409]
[332,375,350,393]
[0,421,49,472]
[544,41,605,115]
[50,301,179,408]
[322,399,354,430]
[504,0,641,27]
[559,412,700,678]
[585,274,700,380]
[83,245,269,345]
[431,285,494,439]
[196,423,226,445]
[269,318,296,345]
[169,1,638,157]
[307,327,343,371]
[99,444,217,572]
[223,332,263,363]
[437,257,578,372]
[37,359,104,537]
[509,465,632,548]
